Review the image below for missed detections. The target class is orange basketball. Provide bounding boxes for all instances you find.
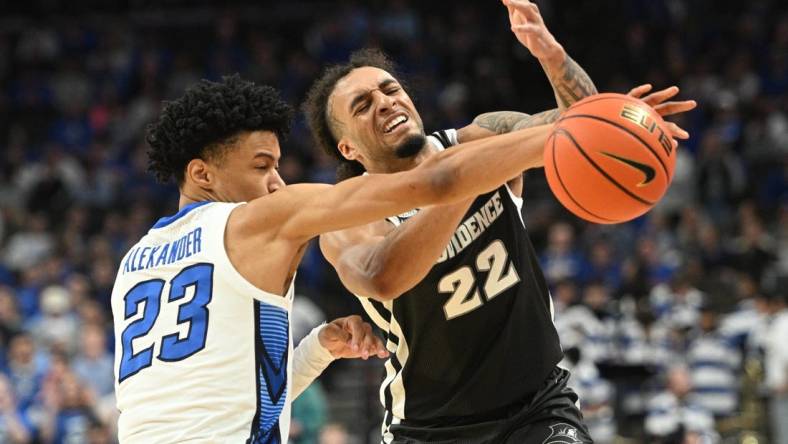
[544,93,676,224]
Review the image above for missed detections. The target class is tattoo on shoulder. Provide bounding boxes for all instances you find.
[474,109,561,134]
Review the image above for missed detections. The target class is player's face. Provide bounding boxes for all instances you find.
[330,67,425,166]
[210,131,285,202]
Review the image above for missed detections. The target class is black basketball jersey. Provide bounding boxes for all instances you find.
[355,129,564,437]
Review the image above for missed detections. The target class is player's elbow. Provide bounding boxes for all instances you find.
[365,275,403,301]
[369,284,401,302]
[338,257,402,301]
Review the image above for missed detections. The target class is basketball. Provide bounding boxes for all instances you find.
[544,93,677,224]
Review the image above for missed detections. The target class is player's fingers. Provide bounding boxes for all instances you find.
[373,335,390,359]
[510,1,542,23]
[502,0,516,14]
[653,100,697,117]
[641,86,680,105]
[359,324,389,359]
[507,0,534,14]
[360,323,375,360]
[343,315,364,352]
[666,121,690,139]
[627,83,652,98]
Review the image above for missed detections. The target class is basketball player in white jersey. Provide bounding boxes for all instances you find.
[303,1,697,442]
[111,73,566,443]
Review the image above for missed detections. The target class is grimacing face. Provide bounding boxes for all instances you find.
[195,130,285,203]
[329,67,425,166]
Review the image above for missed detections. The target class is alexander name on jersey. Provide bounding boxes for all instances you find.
[121,227,202,274]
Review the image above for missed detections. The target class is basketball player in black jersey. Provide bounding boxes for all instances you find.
[304,1,697,442]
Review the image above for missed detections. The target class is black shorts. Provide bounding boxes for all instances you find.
[387,367,593,444]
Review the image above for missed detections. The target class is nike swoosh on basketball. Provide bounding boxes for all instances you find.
[600,152,656,186]
[260,344,288,405]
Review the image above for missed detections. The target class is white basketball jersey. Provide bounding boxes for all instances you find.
[112,201,294,444]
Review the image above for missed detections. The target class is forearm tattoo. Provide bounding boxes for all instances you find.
[471,56,595,135]
[545,54,598,109]
[472,108,562,134]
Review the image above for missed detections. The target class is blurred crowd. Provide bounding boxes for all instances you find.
[0,0,785,443]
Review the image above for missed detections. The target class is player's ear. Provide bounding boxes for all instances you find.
[337,138,360,162]
[185,158,212,189]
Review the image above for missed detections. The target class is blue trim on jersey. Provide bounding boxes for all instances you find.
[248,300,289,444]
[152,201,212,229]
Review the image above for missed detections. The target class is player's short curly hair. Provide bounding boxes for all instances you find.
[303,48,403,181]
[146,74,293,184]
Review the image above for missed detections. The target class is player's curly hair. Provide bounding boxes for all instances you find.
[303,48,403,182]
[146,74,293,184]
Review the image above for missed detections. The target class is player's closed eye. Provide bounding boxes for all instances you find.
[355,102,370,115]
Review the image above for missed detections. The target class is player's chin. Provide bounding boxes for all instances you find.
[382,123,415,142]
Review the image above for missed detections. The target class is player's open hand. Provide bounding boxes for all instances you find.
[503,0,564,63]
[628,84,697,140]
[319,315,389,360]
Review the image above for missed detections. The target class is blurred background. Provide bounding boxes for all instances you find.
[0,0,786,443]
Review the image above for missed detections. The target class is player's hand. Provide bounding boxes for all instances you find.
[318,315,389,360]
[503,0,564,63]
[627,84,697,140]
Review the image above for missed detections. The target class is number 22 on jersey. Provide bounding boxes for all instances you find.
[118,263,214,382]
[439,240,520,320]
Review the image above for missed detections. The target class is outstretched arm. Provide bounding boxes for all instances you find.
[460,1,695,144]
[458,0,596,143]
[234,124,551,243]
[505,0,597,111]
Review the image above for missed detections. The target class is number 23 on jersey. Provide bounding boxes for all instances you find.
[118,263,214,382]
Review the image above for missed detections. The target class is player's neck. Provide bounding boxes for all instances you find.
[178,189,216,209]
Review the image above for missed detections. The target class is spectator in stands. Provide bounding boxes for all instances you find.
[37,364,102,444]
[619,300,675,368]
[579,238,622,289]
[686,301,741,418]
[650,272,705,329]
[556,281,615,364]
[616,299,676,421]
[25,285,79,356]
[3,332,46,412]
[0,374,33,444]
[540,222,583,282]
[560,331,616,443]
[551,278,579,318]
[0,286,22,355]
[645,365,718,443]
[0,213,54,272]
[765,289,788,444]
[72,324,113,398]
[719,273,766,351]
